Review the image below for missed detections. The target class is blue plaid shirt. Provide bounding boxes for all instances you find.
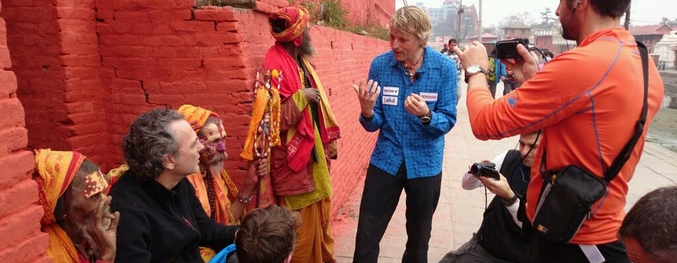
[360,46,458,179]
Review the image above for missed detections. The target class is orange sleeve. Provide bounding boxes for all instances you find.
[467,51,606,140]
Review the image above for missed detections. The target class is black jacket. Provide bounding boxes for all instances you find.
[477,150,531,263]
[110,172,238,263]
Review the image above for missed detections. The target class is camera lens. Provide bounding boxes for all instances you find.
[470,163,482,175]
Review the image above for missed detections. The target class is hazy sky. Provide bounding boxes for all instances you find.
[398,0,677,27]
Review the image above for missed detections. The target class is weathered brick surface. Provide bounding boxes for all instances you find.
[3,0,107,165]
[0,2,46,261]
[3,1,71,152]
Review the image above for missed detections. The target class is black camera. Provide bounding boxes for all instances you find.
[495,38,529,59]
[469,162,500,180]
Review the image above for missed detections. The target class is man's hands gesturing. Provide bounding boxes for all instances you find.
[404,94,430,117]
[352,80,381,117]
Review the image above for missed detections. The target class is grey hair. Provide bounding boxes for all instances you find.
[123,109,183,182]
[390,6,432,43]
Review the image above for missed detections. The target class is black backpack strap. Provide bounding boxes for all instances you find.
[603,41,650,181]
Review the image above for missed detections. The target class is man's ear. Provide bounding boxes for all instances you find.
[163,154,175,170]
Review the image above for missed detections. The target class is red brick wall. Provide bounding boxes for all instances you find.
[0,1,50,262]
[58,0,108,166]
[98,1,389,216]
[2,0,107,166]
[3,0,70,152]
[341,0,394,27]
[0,0,389,259]
[287,0,394,27]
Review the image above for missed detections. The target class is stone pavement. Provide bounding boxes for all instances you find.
[332,82,677,263]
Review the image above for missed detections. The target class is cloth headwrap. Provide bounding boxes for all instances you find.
[34,149,87,263]
[178,104,220,133]
[269,5,309,47]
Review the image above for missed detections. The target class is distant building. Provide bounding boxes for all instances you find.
[653,30,677,69]
[467,32,498,43]
[425,0,478,43]
[532,26,576,55]
[503,22,531,40]
[629,24,673,53]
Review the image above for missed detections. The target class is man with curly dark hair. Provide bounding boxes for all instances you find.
[109,108,239,262]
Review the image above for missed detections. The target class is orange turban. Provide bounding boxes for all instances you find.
[269,5,309,47]
[178,104,220,133]
[34,149,87,263]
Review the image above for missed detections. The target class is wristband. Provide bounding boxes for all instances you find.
[238,193,253,204]
[502,194,518,206]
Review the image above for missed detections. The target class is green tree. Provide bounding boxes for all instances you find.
[660,17,677,28]
[540,7,555,27]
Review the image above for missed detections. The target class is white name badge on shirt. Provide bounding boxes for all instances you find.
[420,92,438,102]
[383,86,399,96]
[383,96,398,106]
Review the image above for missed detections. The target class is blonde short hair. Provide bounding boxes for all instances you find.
[389,6,432,43]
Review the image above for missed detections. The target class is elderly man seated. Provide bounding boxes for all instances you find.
[177,104,267,260]
[33,149,119,263]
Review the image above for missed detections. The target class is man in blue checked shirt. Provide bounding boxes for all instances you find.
[351,6,458,263]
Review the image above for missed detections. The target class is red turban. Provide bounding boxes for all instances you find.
[269,5,309,47]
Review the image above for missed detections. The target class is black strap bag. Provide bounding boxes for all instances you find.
[530,41,651,244]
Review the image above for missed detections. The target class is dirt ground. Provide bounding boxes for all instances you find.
[647,107,677,153]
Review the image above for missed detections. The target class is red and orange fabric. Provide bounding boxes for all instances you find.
[269,5,309,47]
[178,104,239,223]
[264,43,341,173]
[34,149,87,263]
[178,104,242,261]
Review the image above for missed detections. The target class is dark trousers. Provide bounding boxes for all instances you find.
[502,80,520,95]
[353,163,442,263]
[488,81,497,98]
[528,235,630,263]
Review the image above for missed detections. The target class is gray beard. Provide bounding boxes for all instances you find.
[200,160,224,176]
[301,31,315,57]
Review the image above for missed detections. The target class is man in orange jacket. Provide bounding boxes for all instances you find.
[453,0,664,262]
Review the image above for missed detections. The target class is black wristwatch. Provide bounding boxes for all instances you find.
[502,194,518,206]
[418,111,432,124]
